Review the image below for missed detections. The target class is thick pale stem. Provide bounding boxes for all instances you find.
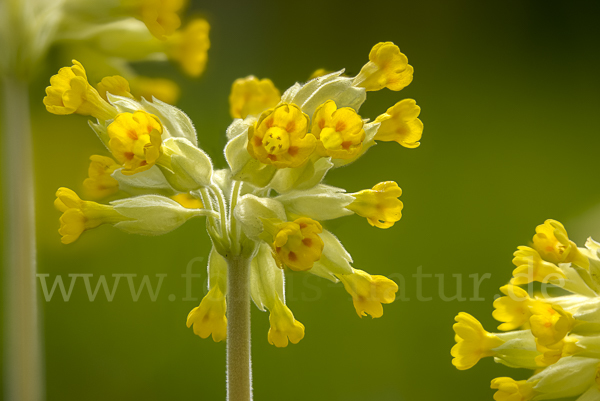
[2,77,44,400]
[226,255,252,401]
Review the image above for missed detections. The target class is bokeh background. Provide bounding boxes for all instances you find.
[2,0,600,400]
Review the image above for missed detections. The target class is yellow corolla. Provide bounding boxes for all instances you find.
[346,181,403,228]
[247,103,317,168]
[374,99,423,148]
[311,100,365,160]
[107,110,163,175]
[337,269,398,318]
[229,76,281,119]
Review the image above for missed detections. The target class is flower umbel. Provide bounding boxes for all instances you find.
[452,220,600,400]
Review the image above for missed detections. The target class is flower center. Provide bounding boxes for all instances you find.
[262,127,290,155]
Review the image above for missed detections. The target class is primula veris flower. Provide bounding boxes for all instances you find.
[268,295,305,347]
[346,181,403,228]
[490,377,538,401]
[97,75,135,101]
[166,18,210,77]
[262,217,324,271]
[54,187,124,244]
[533,219,589,269]
[353,42,413,92]
[229,76,281,119]
[83,155,121,200]
[311,100,365,160]
[452,220,600,400]
[492,285,535,331]
[451,312,505,370]
[43,60,117,121]
[247,103,317,169]
[374,99,423,148]
[511,246,566,285]
[51,42,420,349]
[107,110,163,175]
[338,269,398,318]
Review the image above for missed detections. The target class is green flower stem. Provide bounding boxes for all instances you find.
[2,76,44,401]
[226,255,253,401]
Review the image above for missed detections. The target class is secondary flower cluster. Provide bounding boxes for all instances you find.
[452,220,600,400]
[2,0,209,102]
[47,41,424,346]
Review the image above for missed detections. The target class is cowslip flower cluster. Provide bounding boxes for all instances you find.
[1,0,209,102]
[452,219,600,401]
[48,41,424,347]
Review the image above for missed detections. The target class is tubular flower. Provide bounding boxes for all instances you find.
[50,43,419,351]
[247,103,317,168]
[166,18,210,77]
[452,220,600,400]
[97,75,134,101]
[171,193,203,209]
[353,42,413,92]
[337,269,398,318]
[229,76,281,119]
[54,188,125,244]
[533,219,589,269]
[107,110,163,175]
[492,285,536,331]
[187,286,227,342]
[511,246,566,285]
[311,100,365,160]
[451,312,505,370]
[346,181,403,228]
[374,99,423,148]
[83,155,121,200]
[268,295,305,347]
[490,377,537,401]
[529,303,574,347]
[43,60,117,121]
[263,217,324,271]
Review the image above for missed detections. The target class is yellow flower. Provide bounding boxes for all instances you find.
[346,181,403,228]
[247,103,317,169]
[374,99,423,148]
[337,269,398,318]
[529,303,574,347]
[83,155,121,200]
[54,187,124,244]
[229,76,281,119]
[492,285,536,331]
[308,68,333,80]
[451,312,505,370]
[267,295,305,347]
[107,110,163,175]
[311,100,365,160]
[186,285,227,342]
[166,18,210,77]
[97,75,134,101]
[490,377,537,401]
[354,42,413,92]
[171,193,203,209]
[266,217,324,271]
[535,337,581,367]
[130,77,181,104]
[134,0,186,40]
[43,60,117,121]
[511,246,565,285]
[532,219,589,269]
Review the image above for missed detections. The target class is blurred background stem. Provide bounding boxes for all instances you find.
[2,76,44,401]
[226,256,252,401]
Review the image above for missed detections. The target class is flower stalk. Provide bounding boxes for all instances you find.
[2,76,44,401]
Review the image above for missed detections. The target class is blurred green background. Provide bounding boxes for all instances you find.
[2,0,600,399]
